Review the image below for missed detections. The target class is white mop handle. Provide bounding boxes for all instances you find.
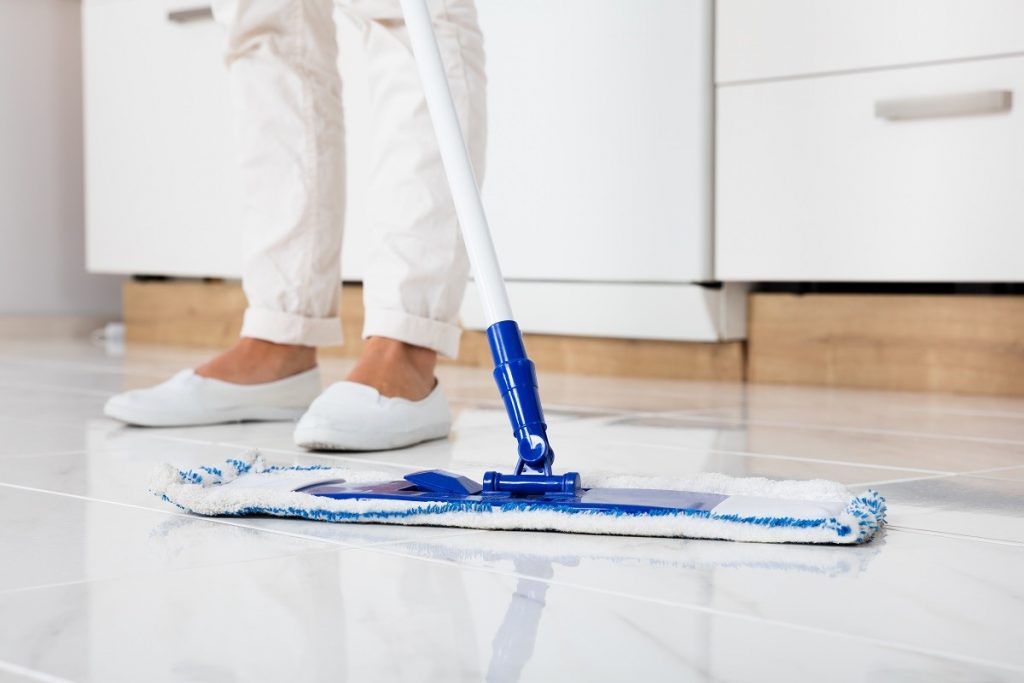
[400,0,514,325]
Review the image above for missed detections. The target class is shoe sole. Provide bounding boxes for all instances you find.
[104,404,307,428]
[293,425,450,452]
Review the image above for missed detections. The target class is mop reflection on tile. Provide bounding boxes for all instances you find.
[486,558,553,683]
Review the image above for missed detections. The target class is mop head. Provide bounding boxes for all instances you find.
[149,452,886,544]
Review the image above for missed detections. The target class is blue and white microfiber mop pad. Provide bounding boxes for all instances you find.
[149,453,886,544]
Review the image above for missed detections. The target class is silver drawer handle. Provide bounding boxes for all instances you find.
[875,90,1012,121]
[167,6,214,23]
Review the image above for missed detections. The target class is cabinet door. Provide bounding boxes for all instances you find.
[476,0,713,282]
[84,0,239,277]
[716,56,1024,282]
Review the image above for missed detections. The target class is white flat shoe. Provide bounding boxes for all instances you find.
[104,368,322,427]
[293,381,452,451]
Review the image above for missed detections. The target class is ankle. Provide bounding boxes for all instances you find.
[196,337,317,385]
[371,337,436,373]
[346,337,437,400]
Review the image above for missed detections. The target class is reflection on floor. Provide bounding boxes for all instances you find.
[0,333,1022,682]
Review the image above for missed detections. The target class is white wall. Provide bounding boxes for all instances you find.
[0,0,121,316]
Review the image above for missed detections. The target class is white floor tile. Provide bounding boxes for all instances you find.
[377,524,1024,669]
[0,485,329,593]
[1,334,1023,681]
[0,546,1019,683]
[879,474,1024,543]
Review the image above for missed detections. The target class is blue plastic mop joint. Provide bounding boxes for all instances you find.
[483,320,580,496]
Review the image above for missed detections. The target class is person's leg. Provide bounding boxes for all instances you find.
[290,0,484,449]
[198,0,346,385]
[340,0,487,399]
[104,0,344,426]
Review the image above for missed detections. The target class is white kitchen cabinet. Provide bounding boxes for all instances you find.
[83,0,239,278]
[717,0,1024,84]
[716,1,1024,282]
[85,0,736,340]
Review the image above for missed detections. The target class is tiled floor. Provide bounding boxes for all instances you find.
[1,332,1022,682]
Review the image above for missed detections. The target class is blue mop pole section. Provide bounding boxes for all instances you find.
[486,320,553,474]
[482,320,579,496]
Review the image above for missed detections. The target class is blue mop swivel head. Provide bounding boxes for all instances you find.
[483,320,580,496]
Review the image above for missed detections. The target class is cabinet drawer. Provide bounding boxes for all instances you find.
[717,0,1024,83]
[716,56,1024,282]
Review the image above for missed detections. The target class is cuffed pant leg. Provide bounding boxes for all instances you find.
[213,0,346,347]
[340,0,487,359]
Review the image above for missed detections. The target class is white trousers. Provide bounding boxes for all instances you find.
[210,0,486,358]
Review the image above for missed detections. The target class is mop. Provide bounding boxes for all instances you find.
[150,0,886,544]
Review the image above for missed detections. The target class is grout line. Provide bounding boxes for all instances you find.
[886,525,1024,548]
[0,357,137,376]
[213,523,487,554]
[0,540,339,602]
[0,380,115,398]
[0,479,481,560]
[0,414,119,434]
[483,399,1024,444]
[527,382,1024,421]
[151,435,428,472]
[892,405,1024,420]
[0,528,487,600]
[0,544,334,599]
[960,464,1024,481]
[0,660,76,683]
[650,410,1024,447]
[846,473,957,488]
[0,449,95,460]
[969,474,1024,483]
[0,479,346,543]
[850,463,1024,488]
[0,576,139,597]
[581,436,954,475]
[969,464,1024,474]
